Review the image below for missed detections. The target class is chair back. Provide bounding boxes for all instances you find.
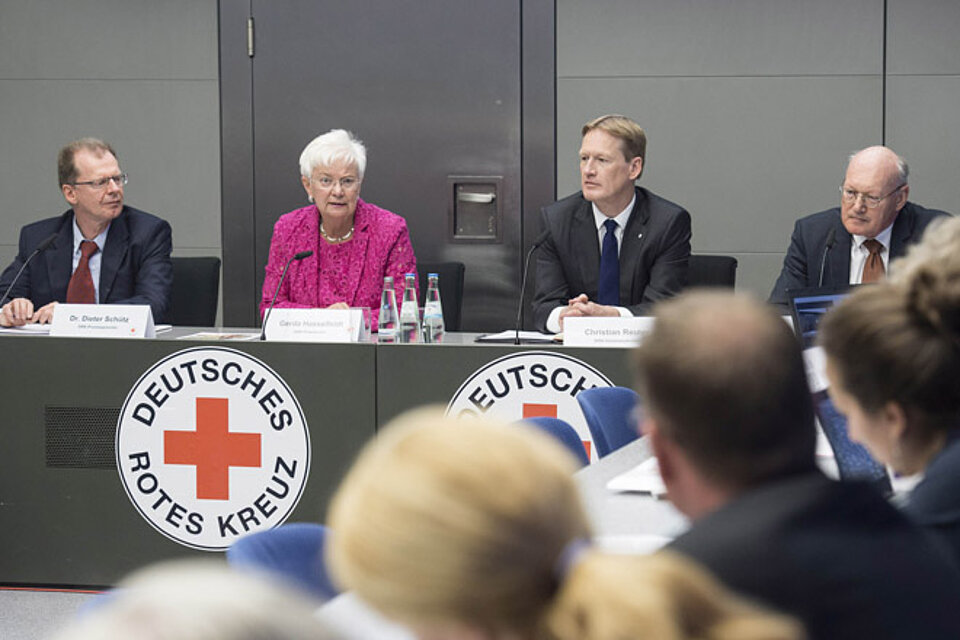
[226,522,338,601]
[576,386,641,457]
[687,254,737,288]
[417,261,465,331]
[169,256,221,326]
[523,416,589,467]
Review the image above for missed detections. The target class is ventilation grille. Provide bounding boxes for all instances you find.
[45,406,119,469]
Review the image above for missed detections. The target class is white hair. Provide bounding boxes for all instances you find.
[299,129,367,179]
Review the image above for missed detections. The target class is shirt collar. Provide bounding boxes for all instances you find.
[72,217,110,254]
[853,222,894,251]
[592,192,636,231]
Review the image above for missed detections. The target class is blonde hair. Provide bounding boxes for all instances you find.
[891,215,960,284]
[327,408,804,640]
[51,560,338,640]
[582,114,646,169]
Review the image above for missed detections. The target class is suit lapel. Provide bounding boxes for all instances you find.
[287,207,321,306]
[45,213,75,302]
[572,200,600,294]
[99,208,130,302]
[619,188,648,301]
[827,219,852,288]
[341,202,371,304]
[889,204,916,259]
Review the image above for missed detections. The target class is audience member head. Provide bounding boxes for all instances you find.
[51,559,339,640]
[299,128,367,180]
[819,257,960,475]
[839,146,909,239]
[632,291,817,518]
[327,408,803,640]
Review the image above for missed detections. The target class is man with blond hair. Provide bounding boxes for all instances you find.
[532,114,691,333]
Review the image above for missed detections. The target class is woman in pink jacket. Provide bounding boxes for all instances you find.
[260,129,417,325]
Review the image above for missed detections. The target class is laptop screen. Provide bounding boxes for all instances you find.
[789,287,892,494]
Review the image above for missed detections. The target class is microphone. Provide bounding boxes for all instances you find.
[0,232,59,307]
[515,229,551,345]
[817,227,837,287]
[260,250,313,341]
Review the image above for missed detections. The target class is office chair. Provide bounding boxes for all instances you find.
[226,522,338,601]
[168,256,221,326]
[576,386,641,458]
[522,416,590,467]
[687,254,738,289]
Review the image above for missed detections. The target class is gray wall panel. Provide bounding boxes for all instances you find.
[0,80,221,249]
[557,76,882,252]
[885,76,960,214]
[0,1,217,79]
[887,0,960,75]
[557,0,882,77]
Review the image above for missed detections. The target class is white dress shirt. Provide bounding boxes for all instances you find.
[546,195,636,333]
[72,219,111,303]
[849,223,894,285]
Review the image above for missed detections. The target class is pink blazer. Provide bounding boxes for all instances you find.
[260,199,417,325]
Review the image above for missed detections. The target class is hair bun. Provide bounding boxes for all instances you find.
[908,266,960,346]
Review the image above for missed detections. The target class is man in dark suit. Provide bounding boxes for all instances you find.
[769,145,949,305]
[632,291,960,639]
[532,115,690,333]
[0,138,172,326]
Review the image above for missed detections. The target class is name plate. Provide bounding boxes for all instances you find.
[50,304,155,338]
[265,308,368,343]
[563,316,655,348]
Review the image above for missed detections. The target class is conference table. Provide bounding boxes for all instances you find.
[0,328,674,587]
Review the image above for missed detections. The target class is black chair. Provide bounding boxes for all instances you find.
[687,254,738,288]
[168,256,221,326]
[417,261,465,332]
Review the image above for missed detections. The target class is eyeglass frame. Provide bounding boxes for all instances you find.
[310,175,361,191]
[839,183,905,209]
[70,173,129,190]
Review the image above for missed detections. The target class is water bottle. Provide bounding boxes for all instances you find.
[422,272,445,343]
[378,276,399,341]
[399,273,420,343]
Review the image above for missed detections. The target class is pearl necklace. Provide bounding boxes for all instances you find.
[320,223,354,244]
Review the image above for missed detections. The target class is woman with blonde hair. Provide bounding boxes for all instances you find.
[327,409,803,640]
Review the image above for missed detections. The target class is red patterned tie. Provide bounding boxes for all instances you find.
[66,240,99,303]
[861,238,885,284]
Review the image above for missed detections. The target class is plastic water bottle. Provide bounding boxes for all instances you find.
[378,276,399,341]
[399,273,420,343]
[422,272,444,343]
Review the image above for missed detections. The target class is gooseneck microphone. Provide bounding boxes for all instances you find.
[259,250,313,341]
[514,229,552,345]
[817,227,837,287]
[0,232,59,306]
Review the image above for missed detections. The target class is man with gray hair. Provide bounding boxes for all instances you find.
[769,145,949,305]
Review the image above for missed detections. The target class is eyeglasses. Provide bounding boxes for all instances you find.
[839,183,904,209]
[312,175,360,191]
[72,173,128,190]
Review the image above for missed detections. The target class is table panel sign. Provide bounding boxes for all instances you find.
[563,316,654,348]
[50,303,155,338]
[264,308,369,343]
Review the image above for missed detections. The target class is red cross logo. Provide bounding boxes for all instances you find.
[522,402,591,460]
[164,398,262,501]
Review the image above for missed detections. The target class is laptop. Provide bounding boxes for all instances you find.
[789,287,893,495]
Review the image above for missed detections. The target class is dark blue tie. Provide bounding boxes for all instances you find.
[597,218,620,305]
